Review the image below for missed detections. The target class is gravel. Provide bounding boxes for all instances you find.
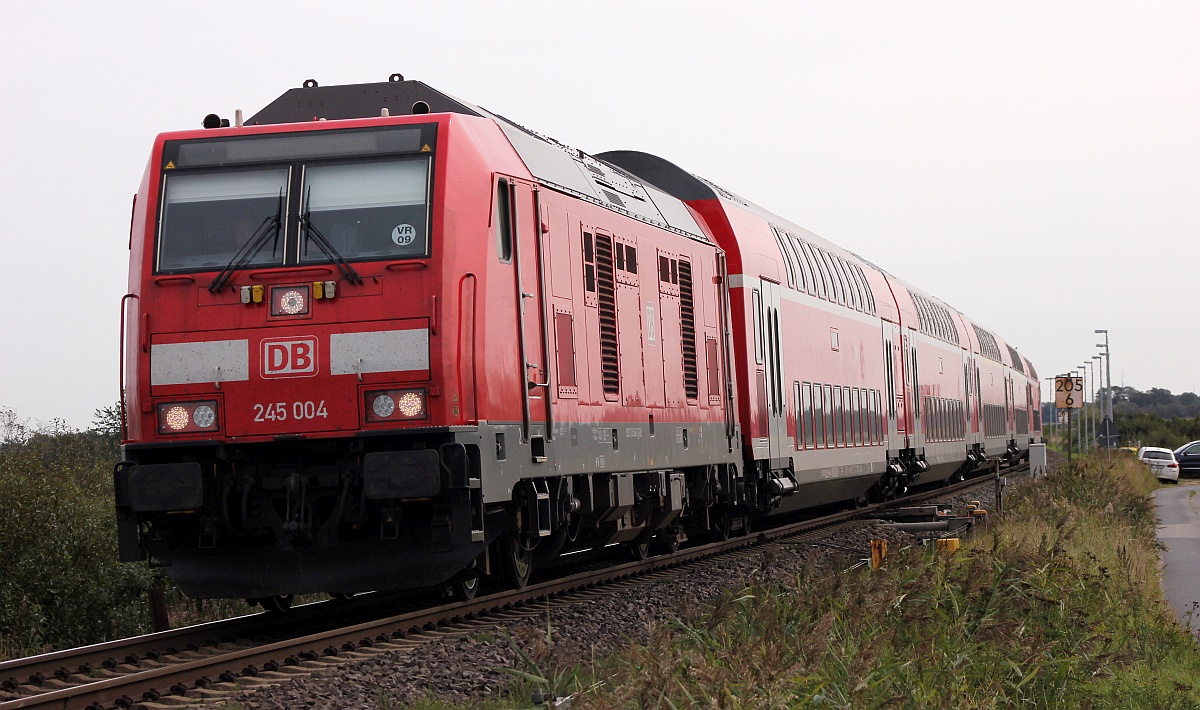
[205,470,1029,709]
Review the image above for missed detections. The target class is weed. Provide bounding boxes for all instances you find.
[565,454,1200,708]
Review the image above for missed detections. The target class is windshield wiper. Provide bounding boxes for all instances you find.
[300,188,362,285]
[208,190,284,293]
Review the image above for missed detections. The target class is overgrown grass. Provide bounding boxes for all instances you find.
[454,454,1200,708]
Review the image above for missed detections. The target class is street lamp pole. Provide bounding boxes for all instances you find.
[1044,376,1056,448]
[1095,330,1113,446]
[1078,365,1091,451]
[1075,371,1084,455]
[1086,358,1098,451]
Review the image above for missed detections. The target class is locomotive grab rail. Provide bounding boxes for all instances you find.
[118,293,139,440]
[533,187,554,438]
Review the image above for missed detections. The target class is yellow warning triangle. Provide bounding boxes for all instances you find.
[420,144,431,152]
[164,161,176,169]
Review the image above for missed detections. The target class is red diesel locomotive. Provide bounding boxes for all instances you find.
[115,76,1039,606]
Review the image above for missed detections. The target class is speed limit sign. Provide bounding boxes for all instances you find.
[1054,376,1084,409]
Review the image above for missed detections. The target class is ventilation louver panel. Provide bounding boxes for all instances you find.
[678,259,698,400]
[599,189,626,208]
[595,235,620,396]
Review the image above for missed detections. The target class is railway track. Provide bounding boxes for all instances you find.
[0,465,1023,710]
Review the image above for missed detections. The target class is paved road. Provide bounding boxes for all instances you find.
[1155,480,1200,633]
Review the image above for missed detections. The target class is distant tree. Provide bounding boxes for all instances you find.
[90,403,122,439]
[1045,385,1200,445]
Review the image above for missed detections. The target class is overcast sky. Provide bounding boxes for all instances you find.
[1,1,1196,429]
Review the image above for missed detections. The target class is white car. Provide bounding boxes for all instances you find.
[1138,446,1180,482]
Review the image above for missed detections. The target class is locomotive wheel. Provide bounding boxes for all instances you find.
[628,531,652,561]
[451,558,484,601]
[498,532,533,589]
[329,592,355,601]
[258,594,294,613]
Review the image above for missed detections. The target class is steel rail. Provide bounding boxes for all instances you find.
[0,465,1021,710]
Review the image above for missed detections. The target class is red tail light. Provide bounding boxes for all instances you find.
[364,388,428,422]
[157,400,220,434]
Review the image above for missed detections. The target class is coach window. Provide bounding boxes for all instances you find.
[793,383,803,450]
[857,389,867,445]
[788,236,807,292]
[854,265,876,314]
[786,236,807,293]
[875,390,884,442]
[803,383,815,448]
[848,387,859,445]
[814,385,825,447]
[833,386,844,446]
[873,390,883,441]
[823,385,834,447]
[801,242,828,300]
[836,257,858,311]
[790,237,813,295]
[771,227,796,290]
[849,263,868,313]
[843,387,854,446]
[820,250,844,306]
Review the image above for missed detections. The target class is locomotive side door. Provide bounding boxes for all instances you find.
[508,179,550,442]
[759,281,788,462]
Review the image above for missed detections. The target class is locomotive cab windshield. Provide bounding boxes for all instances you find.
[155,123,436,275]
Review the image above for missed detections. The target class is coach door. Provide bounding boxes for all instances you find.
[885,322,907,448]
[759,281,788,461]
[508,179,550,443]
[906,328,921,448]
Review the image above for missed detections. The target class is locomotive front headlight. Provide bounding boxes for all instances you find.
[192,404,216,429]
[372,393,396,418]
[271,285,310,316]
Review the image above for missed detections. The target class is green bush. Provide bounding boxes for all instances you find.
[571,455,1200,708]
[0,408,161,659]
[1116,411,1200,450]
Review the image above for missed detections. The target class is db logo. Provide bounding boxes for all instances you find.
[261,337,318,378]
